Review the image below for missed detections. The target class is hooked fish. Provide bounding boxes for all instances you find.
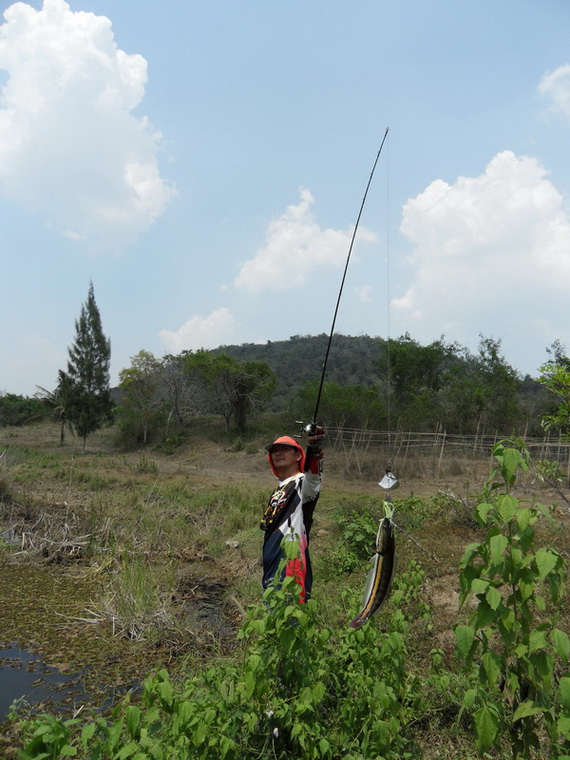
[349,514,395,629]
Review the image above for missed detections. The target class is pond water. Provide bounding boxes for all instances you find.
[0,644,86,721]
[0,550,237,726]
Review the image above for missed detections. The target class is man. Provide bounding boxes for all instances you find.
[260,427,325,601]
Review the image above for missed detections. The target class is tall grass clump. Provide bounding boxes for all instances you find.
[100,552,177,641]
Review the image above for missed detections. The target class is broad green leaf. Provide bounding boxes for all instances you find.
[81,723,96,744]
[497,494,518,522]
[513,701,545,721]
[519,576,534,602]
[116,744,142,760]
[509,546,523,572]
[474,704,499,752]
[319,738,330,754]
[459,543,481,569]
[375,720,391,746]
[459,565,481,605]
[552,628,570,660]
[486,585,502,610]
[126,705,141,738]
[471,578,490,595]
[535,594,546,610]
[244,670,255,698]
[500,607,515,631]
[477,502,493,524]
[535,548,560,581]
[220,736,234,760]
[471,600,496,629]
[455,625,475,659]
[248,654,261,672]
[557,715,570,739]
[529,650,553,680]
[158,680,173,706]
[507,672,520,694]
[559,677,570,710]
[481,652,501,687]
[516,508,532,532]
[193,721,207,747]
[502,447,524,481]
[313,681,325,702]
[462,688,478,711]
[529,630,548,653]
[60,748,78,758]
[489,534,508,566]
[291,722,302,739]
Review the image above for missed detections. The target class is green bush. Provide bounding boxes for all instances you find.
[0,394,47,427]
[328,507,379,574]
[455,439,570,758]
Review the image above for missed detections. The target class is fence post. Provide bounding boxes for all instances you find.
[437,430,446,478]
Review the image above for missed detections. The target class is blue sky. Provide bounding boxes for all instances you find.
[1,0,570,396]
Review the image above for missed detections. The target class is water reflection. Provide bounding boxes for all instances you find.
[0,644,86,720]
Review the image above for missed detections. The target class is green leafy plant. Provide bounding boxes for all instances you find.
[534,459,569,505]
[329,507,379,573]
[538,344,570,439]
[454,439,570,758]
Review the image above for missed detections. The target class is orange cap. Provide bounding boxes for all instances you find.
[266,436,305,476]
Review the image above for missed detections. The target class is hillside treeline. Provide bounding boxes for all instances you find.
[215,332,551,435]
[2,332,558,447]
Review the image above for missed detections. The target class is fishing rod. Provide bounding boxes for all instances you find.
[307,127,390,432]
[296,128,396,629]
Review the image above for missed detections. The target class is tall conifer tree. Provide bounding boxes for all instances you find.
[64,282,113,451]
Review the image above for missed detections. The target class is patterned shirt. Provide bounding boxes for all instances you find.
[260,449,323,601]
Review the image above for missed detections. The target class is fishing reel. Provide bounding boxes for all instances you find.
[294,421,317,439]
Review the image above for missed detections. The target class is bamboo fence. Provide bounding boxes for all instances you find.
[326,426,570,482]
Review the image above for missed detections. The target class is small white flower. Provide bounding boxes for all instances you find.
[265,710,274,718]
[273,727,279,738]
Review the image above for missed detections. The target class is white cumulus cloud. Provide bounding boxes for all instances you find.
[159,307,236,354]
[539,64,570,120]
[392,151,570,373]
[0,0,174,248]
[233,187,376,292]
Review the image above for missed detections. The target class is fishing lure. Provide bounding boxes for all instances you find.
[349,471,397,629]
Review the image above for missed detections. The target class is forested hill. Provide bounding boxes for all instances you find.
[211,333,550,433]
[213,333,386,407]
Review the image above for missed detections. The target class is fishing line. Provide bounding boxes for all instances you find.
[311,127,390,428]
[385,131,395,464]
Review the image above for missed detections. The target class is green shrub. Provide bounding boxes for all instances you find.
[455,439,570,758]
[0,394,48,427]
[328,507,379,574]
